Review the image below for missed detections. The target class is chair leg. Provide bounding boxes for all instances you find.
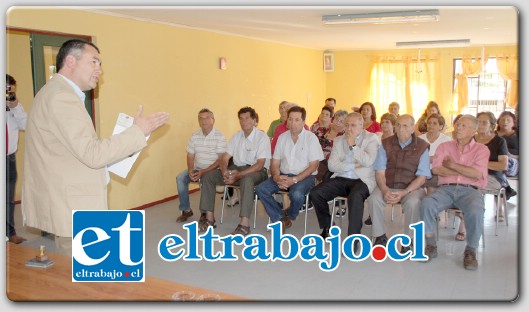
[304,195,309,236]
[253,194,258,229]
[502,188,509,227]
[220,185,228,224]
[330,198,337,228]
[480,211,485,249]
[436,215,439,241]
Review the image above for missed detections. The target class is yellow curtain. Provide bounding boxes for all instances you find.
[369,54,438,120]
[370,56,407,117]
[454,55,487,113]
[496,54,518,108]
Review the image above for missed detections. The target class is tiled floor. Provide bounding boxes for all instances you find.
[12,180,519,301]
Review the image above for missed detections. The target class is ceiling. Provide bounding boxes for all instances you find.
[88,6,518,51]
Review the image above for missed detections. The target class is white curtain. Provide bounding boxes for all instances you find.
[370,54,438,120]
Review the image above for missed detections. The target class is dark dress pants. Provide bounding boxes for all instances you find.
[310,177,370,236]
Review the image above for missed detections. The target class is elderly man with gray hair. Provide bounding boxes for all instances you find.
[368,114,431,251]
[310,112,380,239]
[420,115,489,270]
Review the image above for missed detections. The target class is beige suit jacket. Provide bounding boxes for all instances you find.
[327,130,380,193]
[22,75,147,237]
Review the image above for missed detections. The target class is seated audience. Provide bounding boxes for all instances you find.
[270,102,309,154]
[266,100,289,140]
[310,98,336,127]
[256,106,323,233]
[198,107,270,236]
[367,114,431,250]
[418,113,452,195]
[496,111,518,177]
[310,106,334,132]
[359,102,382,134]
[310,112,379,240]
[388,101,400,116]
[325,97,336,109]
[456,111,517,240]
[360,112,397,224]
[415,101,442,136]
[476,112,516,199]
[176,108,227,223]
[420,115,489,270]
[314,109,347,183]
[380,113,397,140]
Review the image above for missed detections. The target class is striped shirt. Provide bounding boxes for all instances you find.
[186,128,227,169]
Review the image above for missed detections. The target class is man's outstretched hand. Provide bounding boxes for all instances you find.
[133,105,170,136]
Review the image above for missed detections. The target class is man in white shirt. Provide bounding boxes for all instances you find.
[198,107,270,236]
[175,108,226,223]
[310,112,379,238]
[255,106,323,232]
[6,74,27,244]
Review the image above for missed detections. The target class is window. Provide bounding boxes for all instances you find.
[453,58,512,118]
[370,55,437,120]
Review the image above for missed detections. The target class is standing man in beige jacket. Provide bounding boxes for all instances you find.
[22,39,169,256]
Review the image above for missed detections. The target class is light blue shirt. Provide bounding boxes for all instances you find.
[57,74,86,102]
[373,136,431,179]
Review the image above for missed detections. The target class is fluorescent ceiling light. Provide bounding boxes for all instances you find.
[396,39,471,47]
[322,9,440,25]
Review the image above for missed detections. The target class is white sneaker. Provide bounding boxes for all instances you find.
[227,193,239,206]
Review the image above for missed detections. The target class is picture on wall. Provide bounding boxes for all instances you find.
[324,53,334,72]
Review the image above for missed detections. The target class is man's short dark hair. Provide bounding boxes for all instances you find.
[6,74,16,86]
[325,98,336,105]
[238,106,258,121]
[287,106,307,121]
[56,39,100,72]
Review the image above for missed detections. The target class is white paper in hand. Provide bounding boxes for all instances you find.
[107,113,149,179]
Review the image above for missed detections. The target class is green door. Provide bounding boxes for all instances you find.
[30,33,94,120]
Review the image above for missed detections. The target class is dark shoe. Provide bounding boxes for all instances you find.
[400,244,412,254]
[335,207,346,217]
[320,227,330,239]
[176,210,194,222]
[374,234,388,247]
[231,224,251,236]
[198,218,217,232]
[280,216,292,233]
[8,235,27,244]
[299,202,313,213]
[199,212,207,222]
[364,216,372,225]
[463,249,478,270]
[424,245,438,262]
[506,186,517,200]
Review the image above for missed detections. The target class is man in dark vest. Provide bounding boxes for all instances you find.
[368,114,431,252]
